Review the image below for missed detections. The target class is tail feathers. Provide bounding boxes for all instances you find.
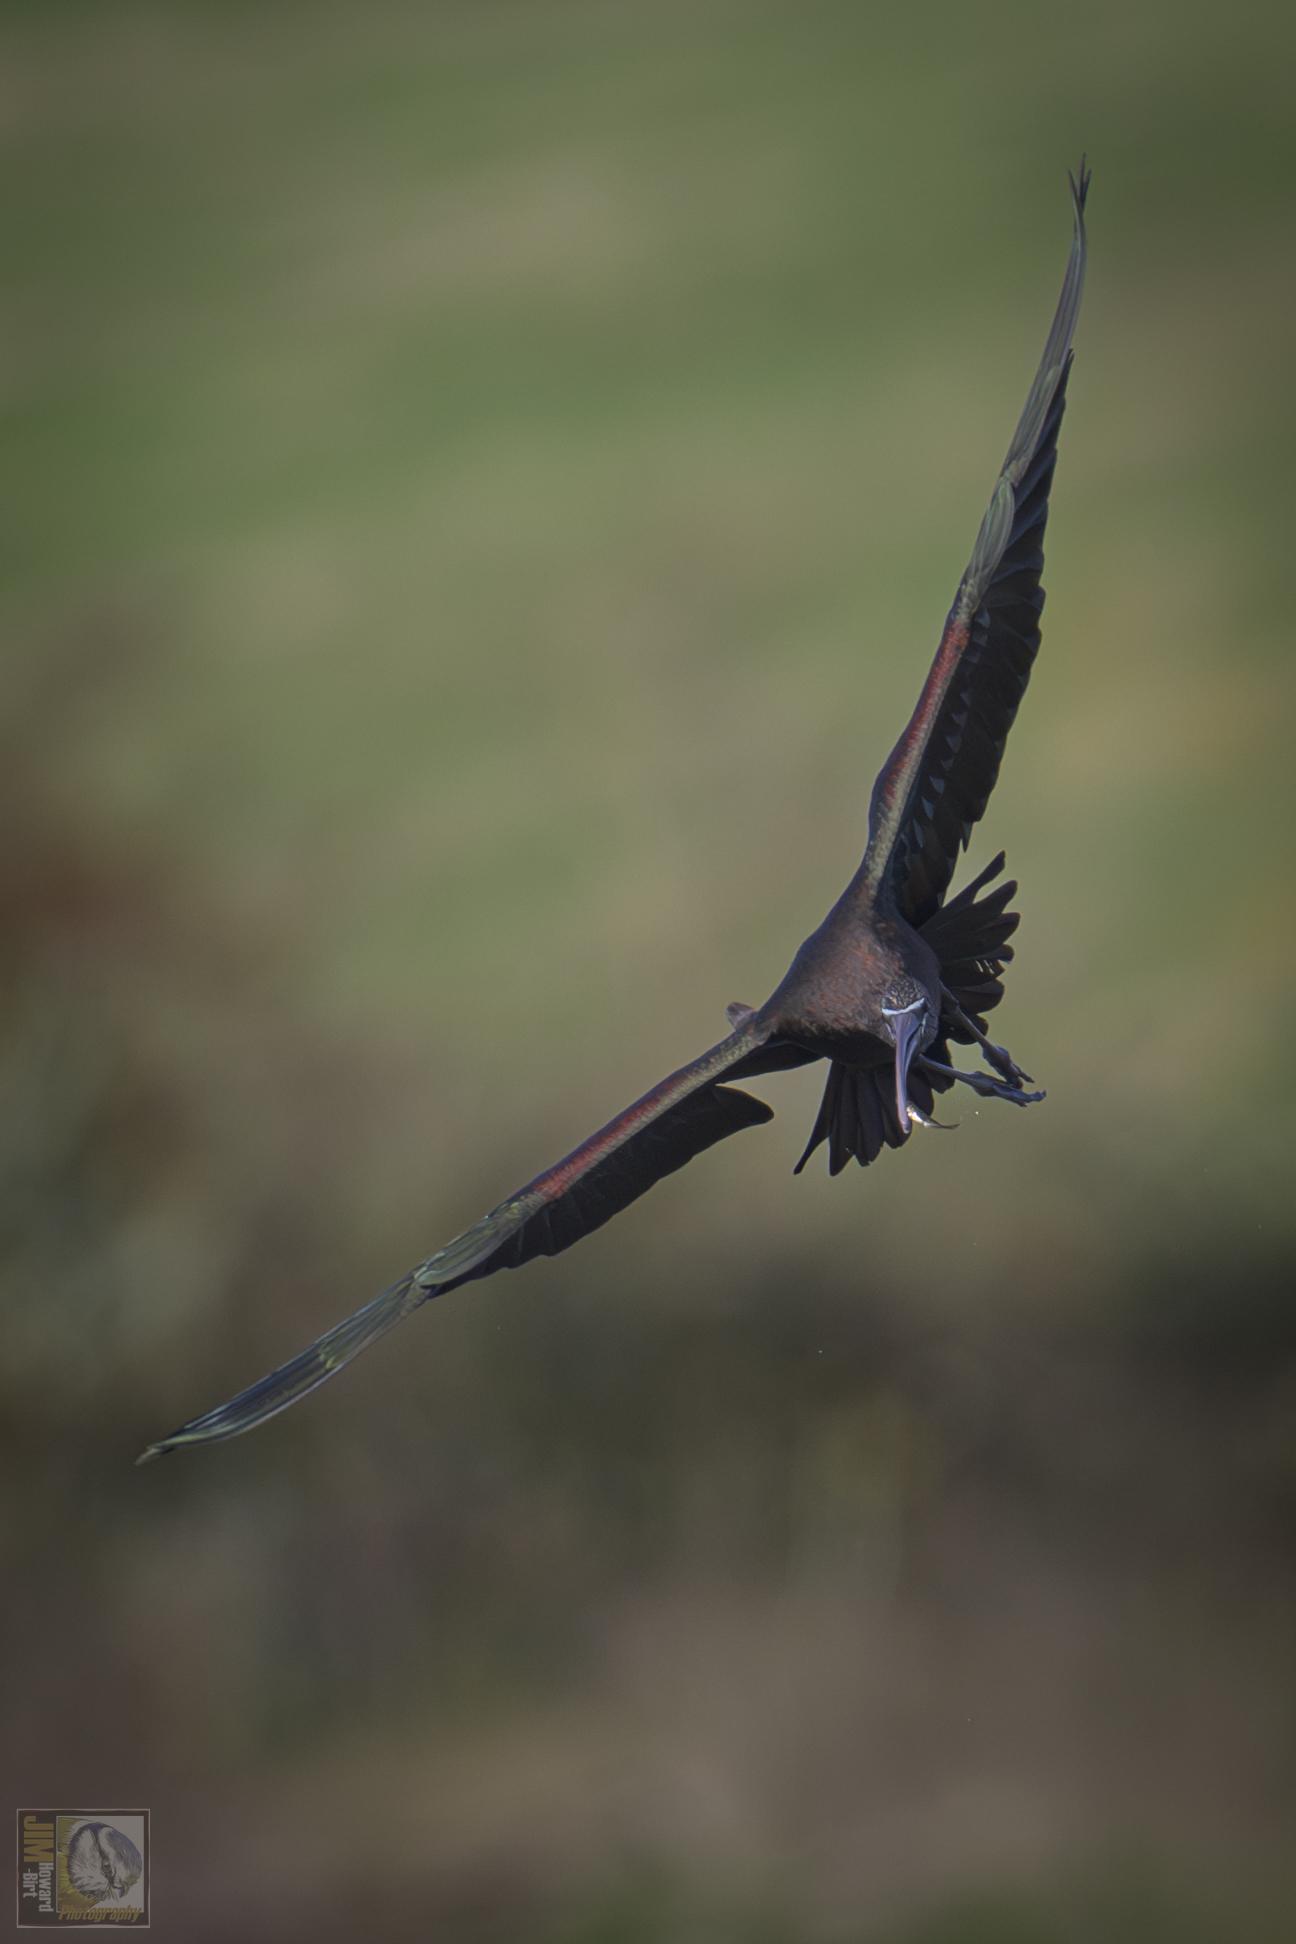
[137,1273,422,1462]
[794,1060,944,1175]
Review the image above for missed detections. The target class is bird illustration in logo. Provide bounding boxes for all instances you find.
[65,1821,143,1905]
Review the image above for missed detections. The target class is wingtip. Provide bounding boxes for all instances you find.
[1068,155,1092,216]
[135,1440,170,1467]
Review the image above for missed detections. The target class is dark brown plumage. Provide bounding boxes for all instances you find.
[140,164,1088,1462]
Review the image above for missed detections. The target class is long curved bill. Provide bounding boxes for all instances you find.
[891,1005,924,1135]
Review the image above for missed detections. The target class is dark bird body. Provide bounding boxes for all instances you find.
[141,166,1089,1461]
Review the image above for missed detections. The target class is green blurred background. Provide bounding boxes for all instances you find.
[4,1,1295,1937]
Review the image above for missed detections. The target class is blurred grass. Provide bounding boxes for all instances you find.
[3,1,1296,1938]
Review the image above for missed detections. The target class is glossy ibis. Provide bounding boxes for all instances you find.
[141,164,1088,1461]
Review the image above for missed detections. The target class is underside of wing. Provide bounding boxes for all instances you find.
[415,1031,815,1281]
[858,163,1089,928]
[793,1058,949,1174]
[139,1024,796,1458]
[881,372,1072,925]
[480,1076,775,1265]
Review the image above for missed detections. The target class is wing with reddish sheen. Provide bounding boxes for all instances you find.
[139,1023,793,1458]
[858,163,1088,926]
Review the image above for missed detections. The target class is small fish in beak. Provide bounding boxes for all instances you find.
[907,1100,955,1132]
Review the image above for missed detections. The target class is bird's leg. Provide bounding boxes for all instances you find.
[918,1054,1045,1108]
[725,1001,756,1027]
[939,989,1034,1087]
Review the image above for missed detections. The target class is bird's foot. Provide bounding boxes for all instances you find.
[940,991,1034,1086]
[987,1041,1033,1087]
[725,1001,756,1028]
[919,1055,1045,1108]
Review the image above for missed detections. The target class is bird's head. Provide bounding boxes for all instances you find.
[880,982,935,1133]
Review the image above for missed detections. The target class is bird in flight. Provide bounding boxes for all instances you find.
[140,164,1089,1462]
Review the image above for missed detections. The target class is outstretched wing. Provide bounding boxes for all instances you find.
[139,1022,791,1459]
[857,162,1089,927]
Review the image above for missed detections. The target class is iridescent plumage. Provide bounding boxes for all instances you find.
[140,164,1089,1462]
